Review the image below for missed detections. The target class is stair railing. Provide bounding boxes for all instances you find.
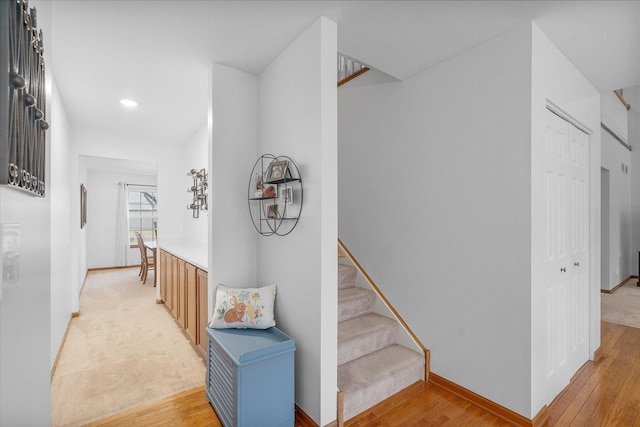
[338,53,369,87]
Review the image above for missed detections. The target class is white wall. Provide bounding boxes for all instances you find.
[600,128,632,289]
[50,78,73,369]
[209,63,258,317]
[0,0,52,423]
[530,23,601,416]
[86,170,157,268]
[626,86,640,276]
[257,17,337,425]
[340,25,533,417]
[73,156,88,310]
[183,125,208,243]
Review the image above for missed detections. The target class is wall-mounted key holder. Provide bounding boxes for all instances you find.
[187,168,208,218]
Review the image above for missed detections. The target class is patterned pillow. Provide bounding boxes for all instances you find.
[209,284,276,329]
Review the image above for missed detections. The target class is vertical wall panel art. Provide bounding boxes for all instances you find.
[0,0,49,197]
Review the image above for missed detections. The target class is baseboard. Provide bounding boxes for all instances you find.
[601,276,635,294]
[593,346,603,363]
[51,313,76,380]
[532,405,550,427]
[429,372,542,426]
[87,265,140,272]
[295,404,318,427]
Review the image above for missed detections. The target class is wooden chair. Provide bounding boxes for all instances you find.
[135,232,155,286]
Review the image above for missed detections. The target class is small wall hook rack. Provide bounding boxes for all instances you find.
[187,168,208,218]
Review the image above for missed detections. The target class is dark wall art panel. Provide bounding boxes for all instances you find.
[1,0,50,197]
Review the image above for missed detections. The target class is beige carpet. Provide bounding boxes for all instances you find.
[51,267,206,427]
[601,278,640,329]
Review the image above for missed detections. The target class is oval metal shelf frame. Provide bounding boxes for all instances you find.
[247,154,303,237]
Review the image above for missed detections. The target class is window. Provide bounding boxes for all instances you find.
[128,188,157,246]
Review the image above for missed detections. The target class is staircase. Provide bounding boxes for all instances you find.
[337,262,425,420]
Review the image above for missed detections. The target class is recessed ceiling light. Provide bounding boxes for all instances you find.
[120,99,138,108]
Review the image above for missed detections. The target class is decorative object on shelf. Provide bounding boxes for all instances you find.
[266,204,279,219]
[80,184,87,228]
[248,154,303,236]
[262,184,277,199]
[1,0,50,197]
[265,160,290,183]
[281,186,293,205]
[187,168,207,218]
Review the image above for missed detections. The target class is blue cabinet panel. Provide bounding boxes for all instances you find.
[206,327,295,427]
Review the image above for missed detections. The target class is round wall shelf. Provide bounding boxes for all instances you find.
[248,154,303,236]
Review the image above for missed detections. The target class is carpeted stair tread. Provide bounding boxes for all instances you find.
[338,287,376,322]
[338,314,398,366]
[339,264,357,289]
[338,344,424,420]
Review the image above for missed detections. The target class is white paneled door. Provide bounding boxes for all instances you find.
[543,109,589,402]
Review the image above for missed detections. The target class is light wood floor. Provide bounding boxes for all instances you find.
[548,320,640,426]
[90,320,640,426]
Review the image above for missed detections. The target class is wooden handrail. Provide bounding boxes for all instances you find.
[337,67,369,87]
[614,90,631,111]
[337,238,430,382]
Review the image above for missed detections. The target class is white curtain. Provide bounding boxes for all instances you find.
[115,182,129,266]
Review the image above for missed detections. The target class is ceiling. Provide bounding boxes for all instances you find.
[50,1,640,149]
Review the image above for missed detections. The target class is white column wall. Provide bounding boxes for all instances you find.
[208,63,258,320]
[530,23,601,416]
[600,129,632,290]
[50,78,73,369]
[257,17,337,425]
[0,0,52,423]
[626,86,640,276]
[72,156,88,310]
[339,24,532,417]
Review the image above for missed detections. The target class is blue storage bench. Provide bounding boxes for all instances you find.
[206,327,295,427]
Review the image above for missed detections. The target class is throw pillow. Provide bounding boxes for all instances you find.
[209,283,276,329]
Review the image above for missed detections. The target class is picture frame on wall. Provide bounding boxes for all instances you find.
[282,186,293,205]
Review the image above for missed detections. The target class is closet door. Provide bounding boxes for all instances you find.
[543,109,589,401]
[566,122,589,378]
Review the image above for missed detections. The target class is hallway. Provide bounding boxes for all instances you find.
[51,268,205,426]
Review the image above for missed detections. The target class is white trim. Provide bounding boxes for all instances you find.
[546,100,593,135]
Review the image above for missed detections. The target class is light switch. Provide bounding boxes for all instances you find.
[2,224,20,294]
